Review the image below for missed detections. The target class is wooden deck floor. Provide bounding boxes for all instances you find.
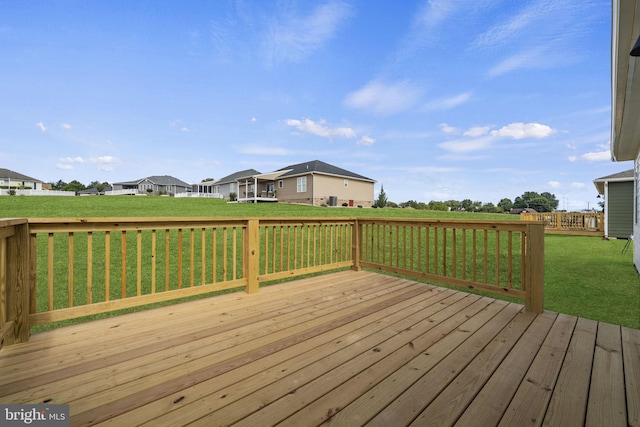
[0,270,638,427]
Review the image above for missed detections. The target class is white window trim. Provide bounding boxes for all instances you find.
[297,176,307,193]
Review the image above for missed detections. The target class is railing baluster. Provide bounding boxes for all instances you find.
[68,232,74,308]
[87,232,92,304]
[137,230,142,296]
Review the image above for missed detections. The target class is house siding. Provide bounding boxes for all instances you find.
[608,181,634,238]
[276,173,374,207]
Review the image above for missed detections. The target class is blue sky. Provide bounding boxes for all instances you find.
[0,0,625,210]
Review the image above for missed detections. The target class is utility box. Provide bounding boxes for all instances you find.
[328,196,337,206]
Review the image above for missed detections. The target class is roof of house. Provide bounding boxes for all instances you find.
[114,175,191,187]
[216,169,262,184]
[593,169,634,194]
[611,0,640,161]
[0,168,42,183]
[275,160,375,182]
[509,208,538,214]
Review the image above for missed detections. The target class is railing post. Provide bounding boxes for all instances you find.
[6,221,30,344]
[525,223,544,313]
[244,219,260,294]
[351,219,362,271]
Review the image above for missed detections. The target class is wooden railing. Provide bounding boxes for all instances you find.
[0,219,30,349]
[521,212,604,236]
[357,219,544,313]
[0,217,545,346]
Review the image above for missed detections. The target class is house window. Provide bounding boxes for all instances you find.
[213,185,219,193]
[344,179,348,188]
[230,183,236,193]
[278,180,283,188]
[297,176,307,193]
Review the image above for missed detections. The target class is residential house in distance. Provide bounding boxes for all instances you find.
[219,161,375,207]
[272,160,375,207]
[593,169,634,239]
[213,169,261,201]
[611,0,640,270]
[0,168,44,191]
[109,175,191,196]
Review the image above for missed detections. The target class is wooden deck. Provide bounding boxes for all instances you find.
[0,270,638,426]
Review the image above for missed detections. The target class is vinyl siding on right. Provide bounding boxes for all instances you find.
[608,181,634,238]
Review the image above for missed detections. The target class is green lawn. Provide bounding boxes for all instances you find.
[2,196,638,328]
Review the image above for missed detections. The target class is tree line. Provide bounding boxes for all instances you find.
[374,186,561,213]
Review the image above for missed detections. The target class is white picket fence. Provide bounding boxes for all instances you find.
[0,189,76,196]
[174,192,223,199]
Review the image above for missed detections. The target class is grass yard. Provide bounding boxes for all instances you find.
[1,196,638,328]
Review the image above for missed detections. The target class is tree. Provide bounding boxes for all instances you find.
[541,192,559,210]
[497,198,513,213]
[374,185,388,208]
[62,180,86,194]
[460,199,474,212]
[513,191,556,212]
[428,201,449,211]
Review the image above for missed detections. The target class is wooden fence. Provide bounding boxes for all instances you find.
[521,212,604,236]
[0,217,545,346]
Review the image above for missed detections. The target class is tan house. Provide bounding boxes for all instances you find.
[272,160,375,207]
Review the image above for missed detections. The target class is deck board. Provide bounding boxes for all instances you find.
[0,270,637,427]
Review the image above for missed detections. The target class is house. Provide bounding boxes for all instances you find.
[611,0,640,270]
[509,208,538,215]
[610,0,640,271]
[593,170,634,239]
[0,168,44,190]
[212,169,261,201]
[110,176,191,196]
[271,160,375,207]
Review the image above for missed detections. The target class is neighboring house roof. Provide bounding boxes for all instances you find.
[593,169,634,194]
[216,169,261,184]
[113,175,191,187]
[0,168,42,183]
[611,0,640,161]
[275,160,375,182]
[509,208,538,214]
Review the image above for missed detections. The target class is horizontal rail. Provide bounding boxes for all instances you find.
[0,216,545,345]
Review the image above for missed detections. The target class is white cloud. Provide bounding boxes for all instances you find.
[57,155,121,171]
[357,135,375,146]
[35,122,47,132]
[264,1,352,64]
[571,182,586,188]
[582,150,610,162]
[61,123,72,130]
[548,181,561,188]
[424,92,472,111]
[181,127,190,132]
[59,156,85,163]
[568,155,577,162]
[463,126,490,137]
[285,118,356,139]
[439,123,459,134]
[439,121,555,153]
[490,122,555,139]
[344,80,422,115]
[251,117,257,122]
[439,136,494,153]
